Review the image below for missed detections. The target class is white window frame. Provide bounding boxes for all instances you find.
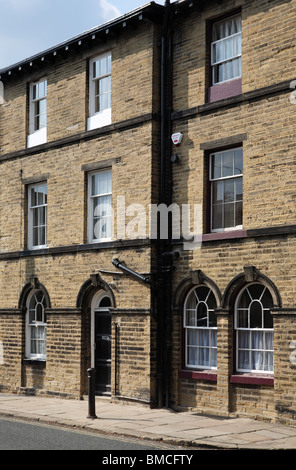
[28,182,47,250]
[210,147,243,232]
[27,78,47,148]
[25,289,47,361]
[87,53,112,131]
[234,283,274,374]
[211,15,242,85]
[87,169,112,243]
[184,286,217,370]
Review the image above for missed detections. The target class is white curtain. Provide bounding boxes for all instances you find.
[238,330,273,372]
[198,330,210,367]
[212,16,242,84]
[187,329,217,368]
[213,16,241,41]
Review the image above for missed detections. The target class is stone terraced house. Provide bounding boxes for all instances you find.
[0,0,296,427]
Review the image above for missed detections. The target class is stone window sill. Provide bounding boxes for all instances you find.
[207,78,242,103]
[230,374,274,386]
[179,369,217,382]
[22,358,46,365]
[202,230,247,242]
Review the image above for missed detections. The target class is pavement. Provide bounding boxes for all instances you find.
[0,393,296,450]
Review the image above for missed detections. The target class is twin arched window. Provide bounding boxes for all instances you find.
[184,282,274,374]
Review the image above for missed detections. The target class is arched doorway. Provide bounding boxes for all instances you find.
[91,291,112,395]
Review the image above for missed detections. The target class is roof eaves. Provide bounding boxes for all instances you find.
[0,2,163,79]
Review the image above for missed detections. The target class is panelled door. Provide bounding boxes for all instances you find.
[91,293,112,395]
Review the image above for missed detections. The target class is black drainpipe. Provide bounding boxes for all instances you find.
[165,12,174,410]
[112,1,174,410]
[157,0,173,409]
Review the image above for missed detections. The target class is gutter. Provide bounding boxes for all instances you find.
[0,2,164,79]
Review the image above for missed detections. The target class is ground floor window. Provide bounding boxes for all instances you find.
[26,289,47,360]
[184,285,217,370]
[235,283,274,373]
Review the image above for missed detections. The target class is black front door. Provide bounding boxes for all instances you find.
[95,308,111,394]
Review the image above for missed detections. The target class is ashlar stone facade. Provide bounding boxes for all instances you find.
[1,0,296,428]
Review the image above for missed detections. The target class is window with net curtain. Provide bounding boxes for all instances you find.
[211,15,242,85]
[184,285,217,370]
[235,283,274,373]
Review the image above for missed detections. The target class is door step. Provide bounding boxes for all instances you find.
[17,387,36,396]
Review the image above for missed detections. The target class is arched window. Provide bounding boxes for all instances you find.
[184,285,217,370]
[235,283,274,373]
[26,289,47,360]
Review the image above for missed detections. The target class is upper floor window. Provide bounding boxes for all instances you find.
[235,283,274,373]
[87,53,112,131]
[28,78,47,148]
[210,147,243,232]
[184,285,217,370]
[211,15,241,85]
[88,169,112,243]
[28,182,47,250]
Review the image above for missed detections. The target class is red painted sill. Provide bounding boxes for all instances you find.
[230,374,274,386]
[208,77,242,103]
[179,370,217,382]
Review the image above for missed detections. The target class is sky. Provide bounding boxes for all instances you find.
[0,0,166,69]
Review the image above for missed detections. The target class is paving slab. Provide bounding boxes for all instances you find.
[0,393,296,449]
